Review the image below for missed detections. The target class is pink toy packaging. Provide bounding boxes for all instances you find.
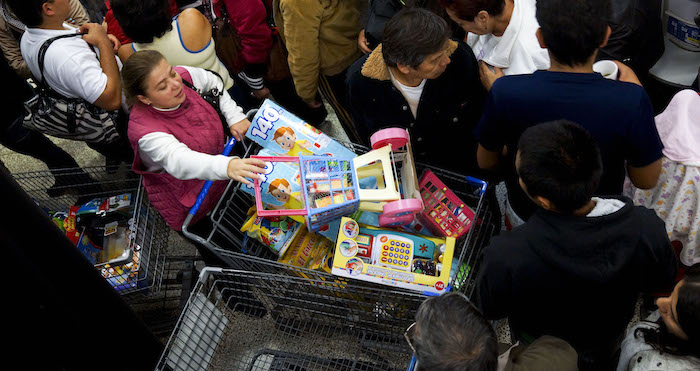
[416,170,475,238]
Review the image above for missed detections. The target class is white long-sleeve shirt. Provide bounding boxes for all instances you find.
[137,66,247,181]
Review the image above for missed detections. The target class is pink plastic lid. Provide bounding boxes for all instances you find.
[370,128,410,150]
[382,198,423,218]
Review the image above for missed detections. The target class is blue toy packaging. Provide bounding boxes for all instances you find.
[246,99,356,159]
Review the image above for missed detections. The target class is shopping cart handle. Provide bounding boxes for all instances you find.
[407,355,418,371]
[465,176,487,195]
[189,137,237,216]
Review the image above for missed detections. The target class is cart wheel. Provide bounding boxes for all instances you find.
[370,128,410,150]
[378,213,415,227]
[382,198,423,218]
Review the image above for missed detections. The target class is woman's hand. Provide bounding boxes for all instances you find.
[479,61,504,91]
[226,158,266,185]
[358,29,372,54]
[230,119,252,141]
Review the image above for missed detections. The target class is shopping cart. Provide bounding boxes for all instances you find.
[13,166,169,296]
[157,266,425,371]
[182,139,495,298]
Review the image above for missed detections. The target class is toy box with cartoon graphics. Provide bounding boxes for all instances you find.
[332,217,455,294]
[278,228,334,273]
[240,206,302,256]
[240,148,306,224]
[246,99,356,159]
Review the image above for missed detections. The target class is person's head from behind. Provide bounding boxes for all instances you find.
[121,50,185,109]
[409,292,497,371]
[439,0,507,36]
[649,264,700,355]
[535,0,611,67]
[383,8,452,81]
[110,0,172,44]
[6,0,71,28]
[516,120,602,214]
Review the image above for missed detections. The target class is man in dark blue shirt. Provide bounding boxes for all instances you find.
[475,0,663,222]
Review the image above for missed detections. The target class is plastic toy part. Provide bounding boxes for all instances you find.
[378,213,415,227]
[370,128,410,150]
[382,198,423,218]
[353,145,401,203]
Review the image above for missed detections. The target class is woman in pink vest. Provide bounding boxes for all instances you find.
[121,50,265,233]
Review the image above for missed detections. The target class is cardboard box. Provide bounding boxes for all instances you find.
[332,217,455,294]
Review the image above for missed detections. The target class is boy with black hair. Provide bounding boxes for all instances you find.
[475,0,663,226]
[476,120,677,371]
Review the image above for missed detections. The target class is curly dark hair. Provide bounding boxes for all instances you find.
[110,0,173,44]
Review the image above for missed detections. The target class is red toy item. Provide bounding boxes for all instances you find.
[416,170,475,238]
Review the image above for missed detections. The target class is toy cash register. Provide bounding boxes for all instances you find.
[372,234,414,270]
[332,217,455,294]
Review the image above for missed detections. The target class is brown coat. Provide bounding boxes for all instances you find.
[0,0,89,78]
[273,0,362,103]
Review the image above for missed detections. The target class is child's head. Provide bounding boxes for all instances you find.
[273,127,297,152]
[268,179,291,203]
[536,0,611,67]
[657,264,700,345]
[516,120,602,214]
[636,264,700,359]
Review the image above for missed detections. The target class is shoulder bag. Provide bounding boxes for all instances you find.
[22,33,120,144]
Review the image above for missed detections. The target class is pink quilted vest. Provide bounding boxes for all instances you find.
[127,67,229,231]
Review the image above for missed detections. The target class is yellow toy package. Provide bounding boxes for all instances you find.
[278,229,334,271]
[332,217,455,294]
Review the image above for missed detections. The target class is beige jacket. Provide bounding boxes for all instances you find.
[0,0,89,78]
[273,0,362,103]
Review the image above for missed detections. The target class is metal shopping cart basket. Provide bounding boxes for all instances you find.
[13,166,168,296]
[183,140,495,298]
[157,267,425,371]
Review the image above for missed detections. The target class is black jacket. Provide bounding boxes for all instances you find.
[346,40,485,174]
[476,197,677,370]
[364,0,466,49]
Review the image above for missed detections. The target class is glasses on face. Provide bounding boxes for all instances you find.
[404,321,417,353]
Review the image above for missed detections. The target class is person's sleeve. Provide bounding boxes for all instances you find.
[138,132,233,181]
[279,0,322,103]
[639,209,677,293]
[185,66,248,126]
[56,48,108,104]
[223,0,272,65]
[0,23,31,78]
[474,238,512,320]
[474,85,506,152]
[346,66,373,145]
[456,42,487,123]
[68,0,90,26]
[624,89,664,167]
